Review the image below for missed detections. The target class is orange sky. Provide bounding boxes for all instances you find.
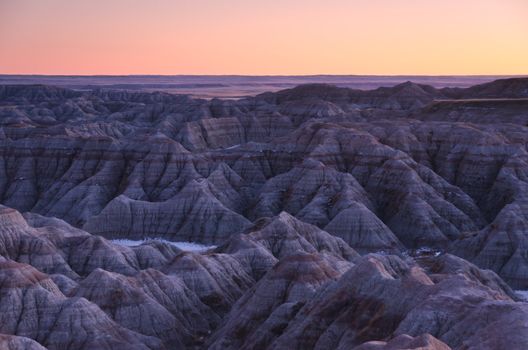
[1,0,527,75]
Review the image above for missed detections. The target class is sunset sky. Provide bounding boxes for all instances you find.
[1,0,527,75]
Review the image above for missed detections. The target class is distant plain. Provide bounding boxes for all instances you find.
[1,75,525,99]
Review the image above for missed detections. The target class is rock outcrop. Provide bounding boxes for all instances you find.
[1,79,528,348]
[0,204,526,349]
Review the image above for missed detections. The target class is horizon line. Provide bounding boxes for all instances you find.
[1,73,528,78]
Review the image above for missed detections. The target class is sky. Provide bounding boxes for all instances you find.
[0,0,527,75]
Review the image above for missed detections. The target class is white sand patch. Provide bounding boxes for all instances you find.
[112,238,216,252]
[515,290,528,302]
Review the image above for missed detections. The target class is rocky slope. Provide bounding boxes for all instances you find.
[1,78,528,348]
[0,204,527,349]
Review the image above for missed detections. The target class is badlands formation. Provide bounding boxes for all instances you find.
[0,78,528,349]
